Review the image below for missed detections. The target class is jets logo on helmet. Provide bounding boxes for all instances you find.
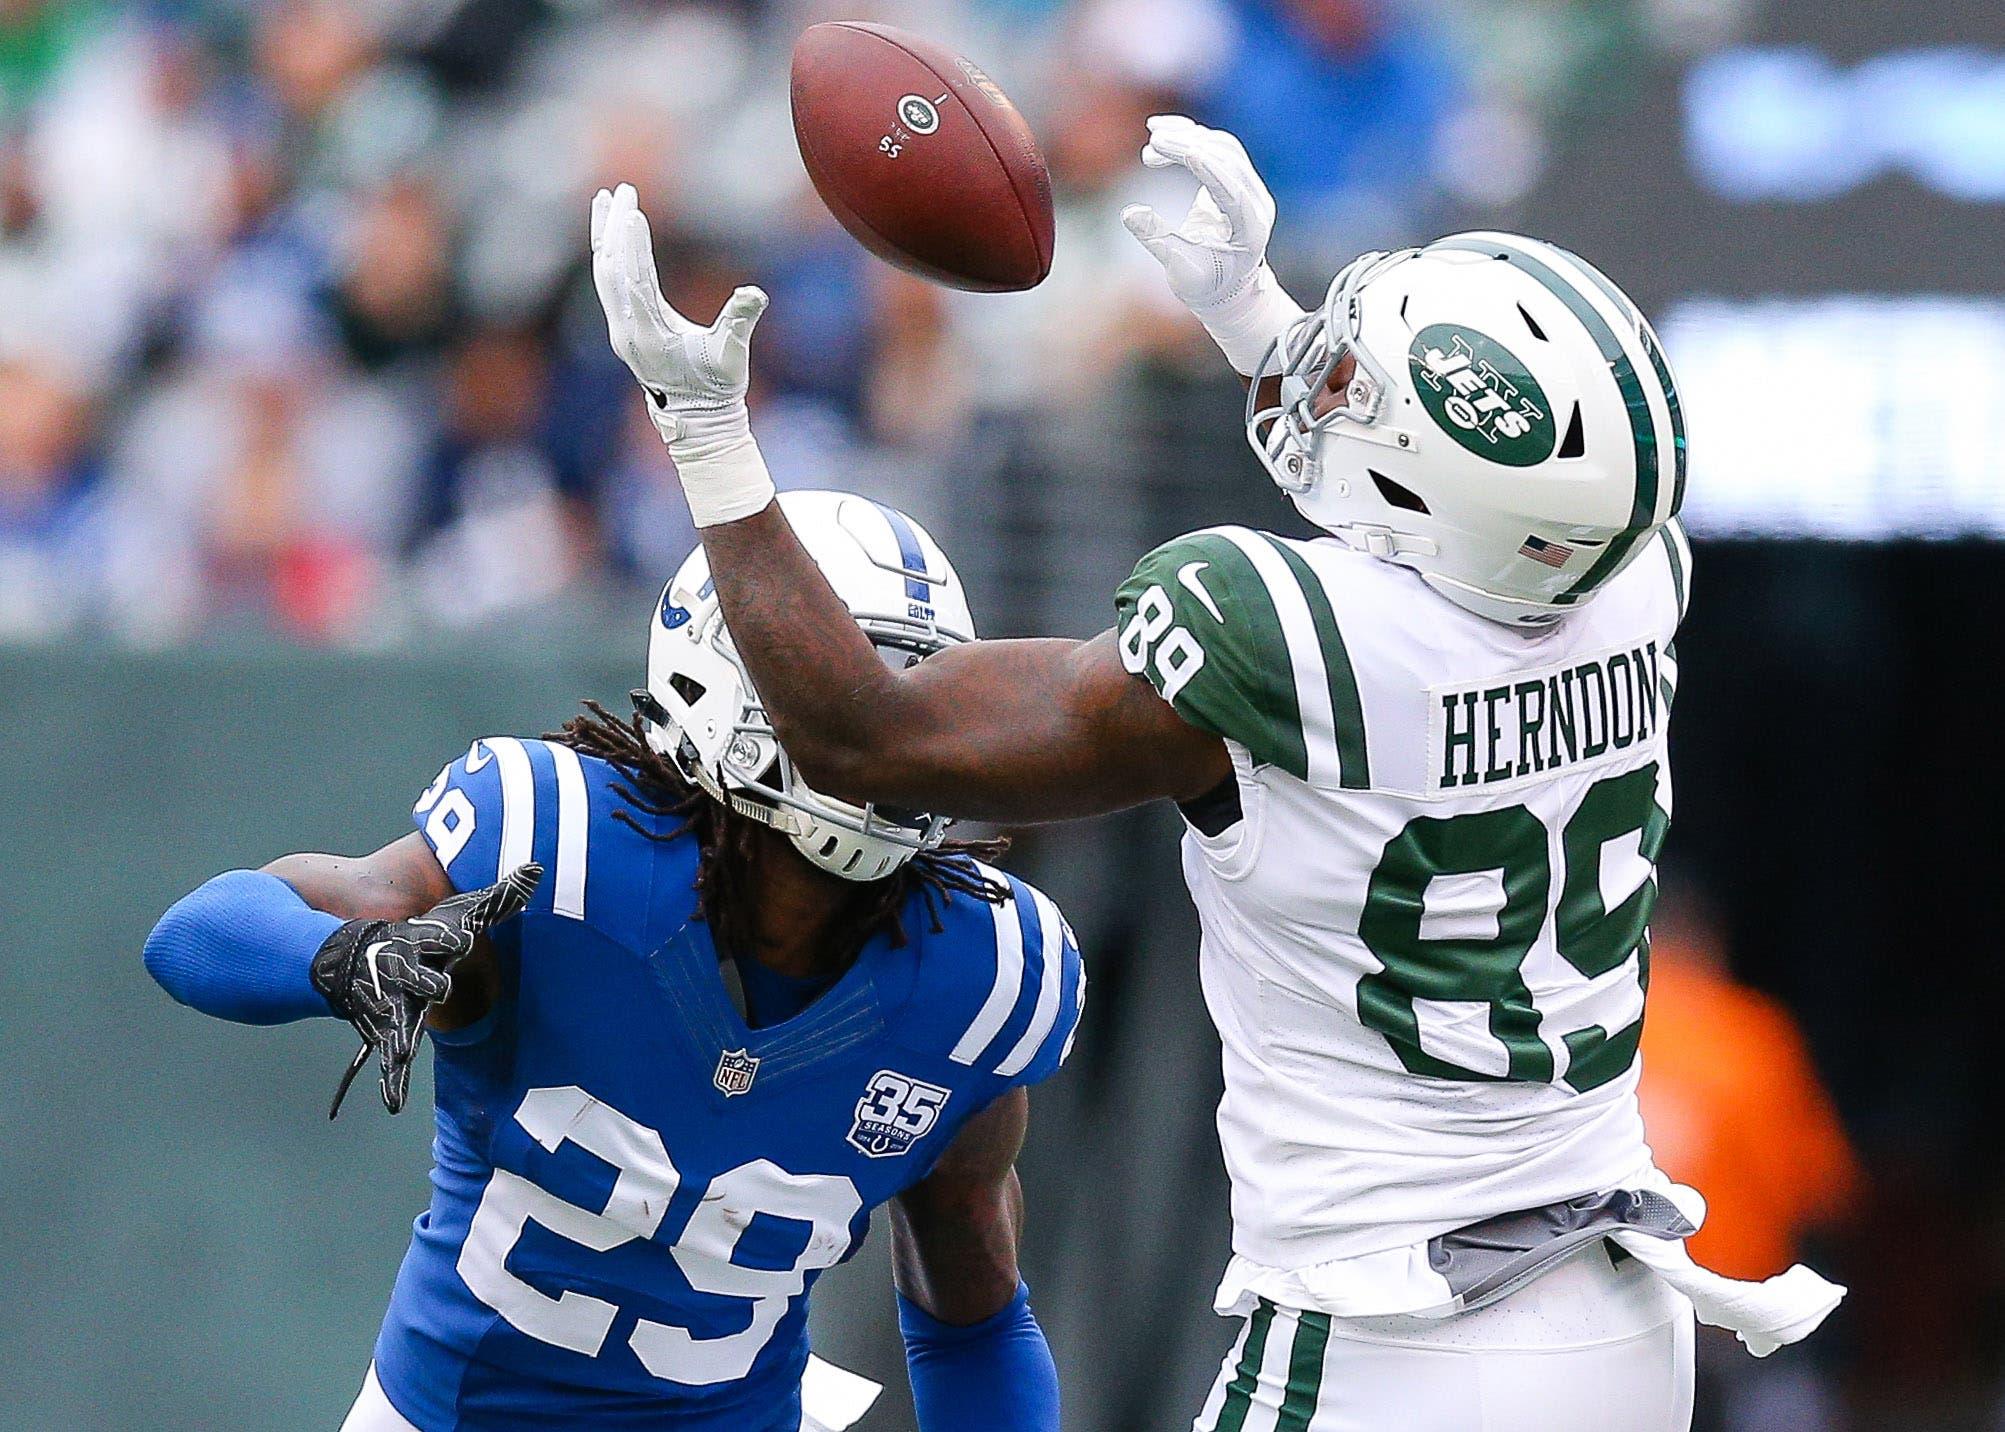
[1408,325,1554,466]
[1248,232,1685,628]
[638,490,976,882]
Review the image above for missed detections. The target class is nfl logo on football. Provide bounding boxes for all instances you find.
[713,1048,760,1097]
[848,1070,951,1158]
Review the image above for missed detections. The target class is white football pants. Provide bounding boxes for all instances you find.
[1195,1248,1696,1432]
[339,1362,852,1431]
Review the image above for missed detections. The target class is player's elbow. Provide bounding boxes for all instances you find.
[142,893,207,1007]
[786,734,894,807]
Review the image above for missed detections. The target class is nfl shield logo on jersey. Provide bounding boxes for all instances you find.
[847,1070,951,1158]
[713,1048,760,1097]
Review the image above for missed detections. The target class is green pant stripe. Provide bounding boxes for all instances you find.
[1264,538,1371,789]
[1274,1310,1331,1432]
[1212,1302,1276,1432]
[1432,237,1661,601]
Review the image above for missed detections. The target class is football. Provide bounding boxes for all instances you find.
[790,22,1054,292]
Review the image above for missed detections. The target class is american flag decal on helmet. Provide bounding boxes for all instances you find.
[1519,535,1574,568]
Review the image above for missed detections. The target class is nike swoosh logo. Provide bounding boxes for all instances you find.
[364,940,392,1000]
[1177,561,1225,623]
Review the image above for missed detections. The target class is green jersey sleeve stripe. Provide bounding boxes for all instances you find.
[1265,537,1371,789]
[1658,519,1690,624]
[1433,237,1662,603]
[1198,533,1311,780]
[1210,527,1349,788]
[1117,530,1309,779]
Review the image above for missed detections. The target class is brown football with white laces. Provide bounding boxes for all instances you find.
[790,22,1054,292]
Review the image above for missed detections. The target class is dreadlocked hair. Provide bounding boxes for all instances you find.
[545,699,1010,973]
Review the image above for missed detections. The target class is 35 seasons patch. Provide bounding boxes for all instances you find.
[1409,324,1556,467]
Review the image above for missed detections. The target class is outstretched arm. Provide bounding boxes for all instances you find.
[891,1089,1059,1432]
[699,507,1230,823]
[143,832,534,1113]
[588,183,1227,826]
[588,127,1301,825]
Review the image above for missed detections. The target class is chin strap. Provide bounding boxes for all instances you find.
[1337,523,1439,560]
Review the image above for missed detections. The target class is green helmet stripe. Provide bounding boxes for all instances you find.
[1431,237,1661,601]
[1557,250,1688,520]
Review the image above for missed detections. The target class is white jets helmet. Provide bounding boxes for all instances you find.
[636,489,974,882]
[1248,232,1686,627]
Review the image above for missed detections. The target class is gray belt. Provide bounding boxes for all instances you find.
[1427,1189,1696,1313]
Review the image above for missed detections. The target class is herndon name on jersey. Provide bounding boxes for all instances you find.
[1431,639,1665,796]
[373,736,1084,1432]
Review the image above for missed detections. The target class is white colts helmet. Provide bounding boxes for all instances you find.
[1248,232,1686,627]
[638,489,975,882]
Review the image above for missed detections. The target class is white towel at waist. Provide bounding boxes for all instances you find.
[1214,1166,1845,1358]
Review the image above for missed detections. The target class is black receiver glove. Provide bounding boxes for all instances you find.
[310,863,542,1117]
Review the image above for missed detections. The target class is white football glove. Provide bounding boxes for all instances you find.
[1120,115,1305,377]
[591,182,776,527]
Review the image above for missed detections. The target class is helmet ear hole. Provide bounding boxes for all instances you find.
[1557,403,1586,460]
[1370,471,1430,515]
[669,672,707,705]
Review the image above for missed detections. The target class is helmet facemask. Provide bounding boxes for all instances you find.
[1247,249,1418,497]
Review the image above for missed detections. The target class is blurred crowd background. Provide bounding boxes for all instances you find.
[7,0,2005,1429]
[0,0,1745,646]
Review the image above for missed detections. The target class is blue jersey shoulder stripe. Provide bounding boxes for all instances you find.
[948,866,1026,1067]
[533,739,591,921]
[1018,883,1084,1083]
[994,883,1067,1078]
[945,869,1082,1083]
[481,736,538,882]
[413,737,596,923]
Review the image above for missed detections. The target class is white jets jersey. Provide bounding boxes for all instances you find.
[1115,520,1691,1283]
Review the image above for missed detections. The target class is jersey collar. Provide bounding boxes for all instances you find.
[645,918,890,1103]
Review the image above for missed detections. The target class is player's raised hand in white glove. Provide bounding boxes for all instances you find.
[1122,116,1275,309]
[1120,115,1305,377]
[591,182,777,527]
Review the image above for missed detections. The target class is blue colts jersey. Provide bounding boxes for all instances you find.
[373,737,1085,1431]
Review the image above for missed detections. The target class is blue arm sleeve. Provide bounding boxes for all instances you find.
[898,1282,1059,1432]
[143,870,343,1025]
